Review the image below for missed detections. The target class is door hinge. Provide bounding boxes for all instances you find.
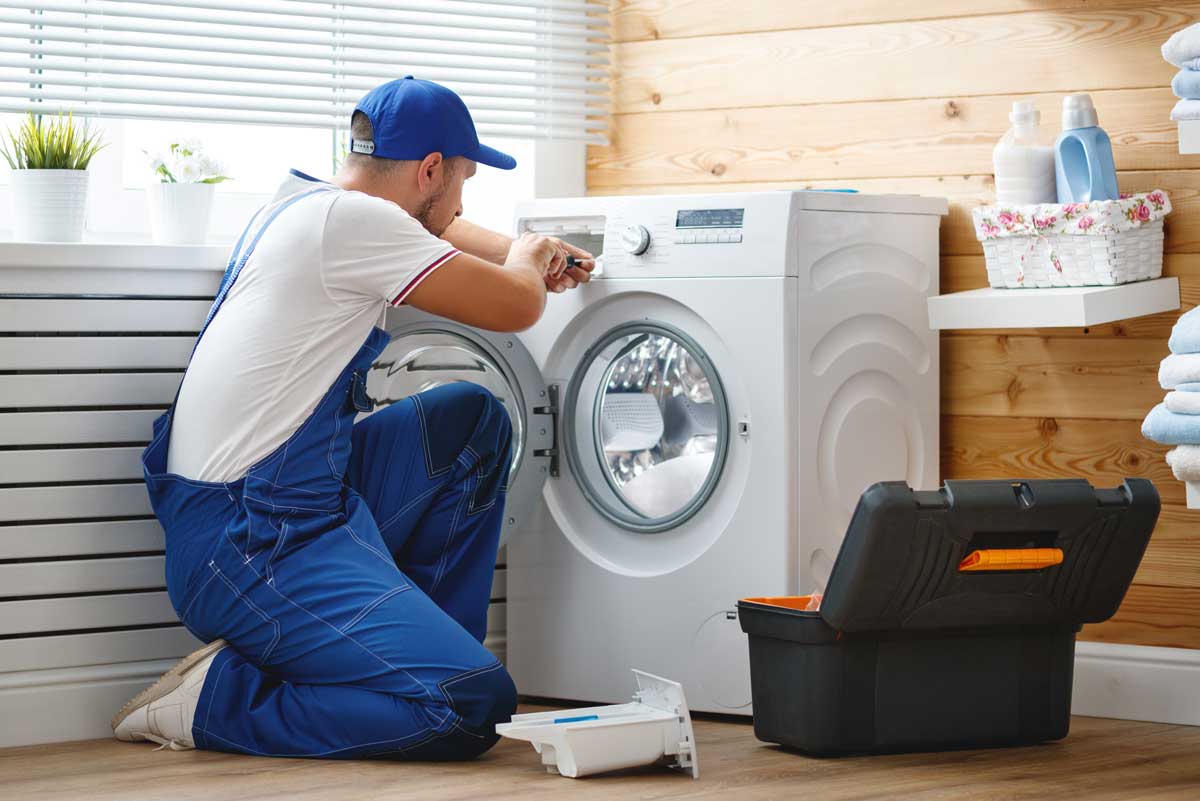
[533,383,560,478]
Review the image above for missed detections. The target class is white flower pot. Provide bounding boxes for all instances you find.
[9,169,90,242]
[148,182,215,245]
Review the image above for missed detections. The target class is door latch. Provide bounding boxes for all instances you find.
[533,383,560,478]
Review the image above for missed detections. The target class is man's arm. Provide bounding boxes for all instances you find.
[442,218,513,265]
[404,233,556,333]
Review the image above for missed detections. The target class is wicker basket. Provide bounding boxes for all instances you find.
[973,191,1170,289]
[982,220,1164,288]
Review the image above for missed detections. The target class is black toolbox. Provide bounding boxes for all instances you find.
[738,478,1159,756]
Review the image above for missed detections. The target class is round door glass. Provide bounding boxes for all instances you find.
[566,323,729,533]
[367,331,525,478]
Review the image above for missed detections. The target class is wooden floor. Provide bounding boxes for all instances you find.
[3,710,1199,801]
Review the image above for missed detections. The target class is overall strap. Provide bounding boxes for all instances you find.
[194,185,335,352]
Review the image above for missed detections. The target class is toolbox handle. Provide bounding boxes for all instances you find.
[958,548,1064,572]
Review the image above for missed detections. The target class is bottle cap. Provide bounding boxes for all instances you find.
[1062,93,1099,130]
[1009,100,1040,128]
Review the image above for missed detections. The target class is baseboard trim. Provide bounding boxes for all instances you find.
[0,660,174,747]
[1073,641,1200,727]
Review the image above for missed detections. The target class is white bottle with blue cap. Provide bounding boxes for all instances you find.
[1054,93,1119,203]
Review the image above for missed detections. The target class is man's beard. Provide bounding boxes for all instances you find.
[413,187,447,236]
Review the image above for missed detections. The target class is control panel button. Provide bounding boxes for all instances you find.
[731,231,743,243]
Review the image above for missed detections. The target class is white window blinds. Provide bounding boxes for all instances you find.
[0,0,609,143]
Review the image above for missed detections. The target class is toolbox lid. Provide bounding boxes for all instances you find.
[818,479,1160,633]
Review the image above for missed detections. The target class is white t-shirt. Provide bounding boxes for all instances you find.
[167,169,459,482]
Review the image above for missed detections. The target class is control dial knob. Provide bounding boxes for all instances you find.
[621,224,651,256]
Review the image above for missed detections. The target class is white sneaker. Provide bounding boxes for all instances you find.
[112,639,228,750]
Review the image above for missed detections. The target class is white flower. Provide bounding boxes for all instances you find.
[174,137,203,155]
[198,155,222,178]
[175,155,203,182]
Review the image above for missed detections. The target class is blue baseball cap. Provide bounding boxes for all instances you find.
[351,76,516,171]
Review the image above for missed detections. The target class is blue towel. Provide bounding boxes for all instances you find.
[1174,68,1200,99]
[1178,382,1200,392]
[1169,306,1200,354]
[1142,402,1200,444]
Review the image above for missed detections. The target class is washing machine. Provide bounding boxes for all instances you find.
[367,190,947,714]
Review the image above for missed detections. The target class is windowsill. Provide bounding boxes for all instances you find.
[0,238,230,270]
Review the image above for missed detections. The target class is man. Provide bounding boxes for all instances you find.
[110,77,594,760]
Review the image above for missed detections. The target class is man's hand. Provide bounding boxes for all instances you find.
[544,238,595,294]
[505,232,560,277]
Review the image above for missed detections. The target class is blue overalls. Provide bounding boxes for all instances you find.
[141,184,517,759]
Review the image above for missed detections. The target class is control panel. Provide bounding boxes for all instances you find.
[671,206,744,246]
[514,192,797,279]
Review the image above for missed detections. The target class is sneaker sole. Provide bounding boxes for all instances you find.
[110,639,228,733]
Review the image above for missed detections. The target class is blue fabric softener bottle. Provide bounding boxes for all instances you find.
[1054,93,1119,203]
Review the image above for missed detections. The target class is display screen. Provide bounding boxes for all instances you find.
[675,208,744,229]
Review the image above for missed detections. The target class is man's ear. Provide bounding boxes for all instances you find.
[417,152,444,192]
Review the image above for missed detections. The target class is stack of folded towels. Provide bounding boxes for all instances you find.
[1164,24,1200,123]
[1143,306,1200,483]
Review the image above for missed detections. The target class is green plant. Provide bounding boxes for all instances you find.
[0,112,106,170]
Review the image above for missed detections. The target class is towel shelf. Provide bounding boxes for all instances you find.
[1180,120,1200,155]
[927,278,1181,330]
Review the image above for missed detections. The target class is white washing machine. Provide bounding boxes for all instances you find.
[368,190,947,714]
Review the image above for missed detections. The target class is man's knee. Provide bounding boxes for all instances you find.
[447,382,512,444]
[406,661,516,760]
[414,383,511,476]
[443,660,517,731]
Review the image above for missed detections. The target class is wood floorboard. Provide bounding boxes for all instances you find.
[1,707,1198,800]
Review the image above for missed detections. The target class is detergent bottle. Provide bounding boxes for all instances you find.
[992,100,1057,204]
[1054,94,1119,203]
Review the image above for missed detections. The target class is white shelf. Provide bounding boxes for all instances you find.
[0,241,228,296]
[0,241,228,271]
[1180,120,1200,155]
[927,278,1180,330]
[1188,482,1200,510]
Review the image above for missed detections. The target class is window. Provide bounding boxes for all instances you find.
[0,2,606,240]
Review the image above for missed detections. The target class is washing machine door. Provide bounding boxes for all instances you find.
[363,308,552,540]
[562,321,731,537]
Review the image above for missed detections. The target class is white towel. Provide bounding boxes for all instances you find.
[1166,445,1200,481]
[1166,390,1200,414]
[1164,24,1200,67]
[1172,98,1200,121]
[1159,353,1200,389]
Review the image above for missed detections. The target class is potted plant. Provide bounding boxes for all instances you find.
[145,140,230,245]
[1,112,105,242]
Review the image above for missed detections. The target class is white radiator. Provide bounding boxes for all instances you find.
[0,243,505,747]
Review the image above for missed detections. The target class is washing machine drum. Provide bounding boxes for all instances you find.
[566,324,730,534]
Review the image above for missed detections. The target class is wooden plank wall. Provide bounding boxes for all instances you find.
[592,1,1200,648]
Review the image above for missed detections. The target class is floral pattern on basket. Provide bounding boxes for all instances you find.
[974,190,1171,240]
[979,189,1166,239]
[972,190,1171,288]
